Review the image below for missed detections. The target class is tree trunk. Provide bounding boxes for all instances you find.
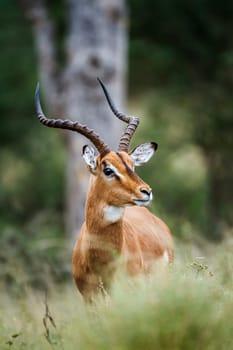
[65,0,127,241]
[19,0,127,242]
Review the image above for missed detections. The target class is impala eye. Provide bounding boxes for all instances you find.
[103,167,114,177]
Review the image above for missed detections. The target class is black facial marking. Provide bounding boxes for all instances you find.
[116,152,134,176]
[116,152,143,184]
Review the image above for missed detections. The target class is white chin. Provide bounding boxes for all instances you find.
[134,200,151,207]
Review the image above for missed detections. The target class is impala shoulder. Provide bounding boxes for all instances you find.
[124,206,151,220]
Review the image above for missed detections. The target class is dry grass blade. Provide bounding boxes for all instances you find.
[42,292,64,349]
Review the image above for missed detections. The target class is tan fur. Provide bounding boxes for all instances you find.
[72,151,173,302]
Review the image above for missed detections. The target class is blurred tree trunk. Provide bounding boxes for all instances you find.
[19,0,127,242]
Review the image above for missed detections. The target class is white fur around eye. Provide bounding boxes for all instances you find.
[103,163,123,180]
[130,142,157,166]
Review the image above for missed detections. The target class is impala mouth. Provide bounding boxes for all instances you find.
[134,192,153,206]
[134,198,152,206]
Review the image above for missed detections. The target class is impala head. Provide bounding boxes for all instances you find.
[83,144,157,207]
[35,79,158,207]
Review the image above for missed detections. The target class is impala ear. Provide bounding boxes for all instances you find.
[82,145,97,174]
[130,142,158,166]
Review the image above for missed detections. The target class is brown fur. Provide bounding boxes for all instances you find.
[72,151,173,302]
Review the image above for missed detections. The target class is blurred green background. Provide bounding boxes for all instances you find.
[0,0,232,292]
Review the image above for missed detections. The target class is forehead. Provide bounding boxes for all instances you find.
[98,151,134,170]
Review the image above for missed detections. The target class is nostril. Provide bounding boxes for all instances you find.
[140,188,151,196]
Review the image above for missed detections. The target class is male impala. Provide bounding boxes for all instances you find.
[35,79,173,302]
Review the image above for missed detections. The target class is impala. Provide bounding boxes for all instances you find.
[35,79,173,302]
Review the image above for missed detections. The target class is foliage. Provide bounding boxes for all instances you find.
[0,223,70,295]
[0,0,36,148]
[129,0,233,239]
[129,0,233,87]
[129,91,208,240]
[0,245,232,349]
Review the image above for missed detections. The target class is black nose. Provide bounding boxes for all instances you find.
[140,188,151,196]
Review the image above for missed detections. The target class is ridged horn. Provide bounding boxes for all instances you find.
[35,83,110,155]
[97,78,139,153]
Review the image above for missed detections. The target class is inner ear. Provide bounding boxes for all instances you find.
[130,142,158,166]
[82,145,97,174]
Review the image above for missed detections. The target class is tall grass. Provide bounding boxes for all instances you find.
[0,244,232,350]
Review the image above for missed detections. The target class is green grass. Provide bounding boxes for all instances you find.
[0,244,232,350]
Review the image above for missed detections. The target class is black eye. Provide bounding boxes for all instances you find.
[103,167,114,177]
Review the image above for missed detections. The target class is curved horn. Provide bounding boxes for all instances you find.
[97,78,139,153]
[35,83,110,155]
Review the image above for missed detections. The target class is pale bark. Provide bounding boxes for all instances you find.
[19,0,62,110]
[19,0,127,242]
[65,0,127,241]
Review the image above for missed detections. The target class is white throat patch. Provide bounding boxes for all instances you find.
[103,206,124,223]
[163,251,169,264]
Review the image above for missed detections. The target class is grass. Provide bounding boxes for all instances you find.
[0,243,232,350]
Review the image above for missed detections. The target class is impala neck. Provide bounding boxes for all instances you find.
[84,176,125,251]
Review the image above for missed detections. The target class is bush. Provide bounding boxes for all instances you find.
[0,249,232,350]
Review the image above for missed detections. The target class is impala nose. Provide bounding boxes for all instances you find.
[140,188,152,198]
[134,187,153,206]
